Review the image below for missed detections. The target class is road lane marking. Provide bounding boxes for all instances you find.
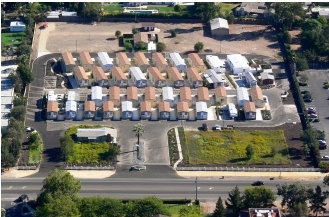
[7,186,12,189]
[22,186,27,189]
[197,187,201,190]
[209,187,214,190]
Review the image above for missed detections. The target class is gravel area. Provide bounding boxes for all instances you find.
[43,22,280,58]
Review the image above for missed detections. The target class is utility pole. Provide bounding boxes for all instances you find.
[220,41,222,53]
[76,40,77,52]
[195,176,198,201]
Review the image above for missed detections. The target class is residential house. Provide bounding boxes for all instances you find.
[67,91,80,101]
[47,90,56,102]
[197,87,210,107]
[79,51,94,72]
[235,2,273,18]
[140,101,152,120]
[91,86,103,107]
[206,55,225,73]
[141,22,155,31]
[248,208,281,217]
[244,101,256,120]
[65,100,77,120]
[73,66,89,87]
[121,101,133,120]
[228,103,238,118]
[103,101,114,119]
[237,87,250,107]
[61,51,75,73]
[126,86,139,107]
[187,53,207,73]
[116,52,131,73]
[147,67,166,88]
[227,54,251,75]
[109,86,121,107]
[179,87,192,107]
[195,101,208,120]
[76,127,117,143]
[158,101,170,120]
[168,52,187,72]
[134,52,149,71]
[144,86,156,107]
[210,18,229,36]
[10,21,26,32]
[130,67,147,88]
[97,52,113,72]
[111,66,128,87]
[186,67,203,88]
[176,101,189,120]
[249,86,264,108]
[46,101,58,120]
[167,67,184,88]
[244,71,257,87]
[84,101,96,119]
[162,86,174,104]
[260,71,274,85]
[152,52,168,72]
[215,86,227,106]
[205,69,225,89]
[91,66,109,87]
[134,32,149,47]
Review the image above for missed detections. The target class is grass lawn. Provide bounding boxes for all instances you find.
[1,30,25,46]
[147,5,188,14]
[103,5,124,14]
[167,204,204,217]
[183,130,290,165]
[28,132,44,165]
[219,3,240,14]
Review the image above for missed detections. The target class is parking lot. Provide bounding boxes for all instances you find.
[300,70,329,157]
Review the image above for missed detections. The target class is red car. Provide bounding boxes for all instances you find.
[320,144,327,150]
[307,110,316,114]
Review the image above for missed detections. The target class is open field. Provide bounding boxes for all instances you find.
[183,130,290,165]
[1,30,25,46]
[219,3,240,14]
[43,22,280,58]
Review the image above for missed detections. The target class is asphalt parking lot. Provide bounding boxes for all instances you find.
[300,70,329,157]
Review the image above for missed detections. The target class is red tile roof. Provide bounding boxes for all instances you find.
[127,86,138,100]
[197,87,210,101]
[187,67,202,81]
[188,53,204,66]
[134,52,149,65]
[116,52,131,65]
[180,87,192,101]
[144,86,156,101]
[103,101,114,111]
[147,67,165,80]
[215,86,227,98]
[244,101,256,112]
[84,101,96,112]
[92,66,107,80]
[47,101,58,112]
[109,86,120,101]
[167,67,183,81]
[159,101,170,112]
[249,86,263,101]
[152,52,168,65]
[73,66,88,80]
[140,101,152,112]
[111,67,127,80]
[177,101,189,112]
[62,51,75,65]
[79,51,93,65]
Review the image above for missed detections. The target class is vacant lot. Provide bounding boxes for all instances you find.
[183,129,290,165]
[44,22,280,58]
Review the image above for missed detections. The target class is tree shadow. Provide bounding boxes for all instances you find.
[228,157,249,163]
[43,147,63,163]
[106,37,116,41]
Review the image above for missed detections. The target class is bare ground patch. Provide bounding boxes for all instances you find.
[45,22,281,58]
[289,30,301,51]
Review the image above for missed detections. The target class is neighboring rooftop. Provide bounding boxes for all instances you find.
[79,51,93,65]
[126,86,138,101]
[244,101,256,112]
[167,67,184,81]
[210,18,229,30]
[215,86,227,98]
[130,67,146,81]
[180,87,192,101]
[197,87,210,101]
[85,101,96,112]
[249,86,263,101]
[116,52,131,65]
[134,32,149,44]
[109,86,120,101]
[134,52,149,65]
[147,67,165,80]
[112,67,127,80]
[152,52,168,65]
[73,66,88,80]
[76,127,117,139]
[140,101,152,112]
[187,67,202,81]
[188,53,205,66]
[62,51,75,65]
[177,101,189,112]
[47,101,58,112]
[144,86,156,101]
[103,101,114,111]
[92,66,108,80]
[158,101,170,112]
[169,52,186,66]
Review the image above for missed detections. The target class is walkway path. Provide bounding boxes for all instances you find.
[173,128,183,169]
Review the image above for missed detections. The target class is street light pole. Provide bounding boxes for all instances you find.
[76,40,77,52]
[195,176,198,201]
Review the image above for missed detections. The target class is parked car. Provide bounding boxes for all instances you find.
[318,140,327,144]
[301,90,311,94]
[263,96,267,103]
[214,124,221,131]
[307,110,316,114]
[18,194,29,203]
[25,127,35,132]
[131,165,146,171]
[320,144,327,150]
[308,114,318,118]
[307,107,316,112]
[252,181,264,186]
[322,156,329,160]
[202,123,208,131]
[304,98,313,102]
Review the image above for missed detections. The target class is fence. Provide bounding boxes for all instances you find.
[16,165,37,170]
[65,165,115,170]
[43,17,201,23]
[176,167,320,172]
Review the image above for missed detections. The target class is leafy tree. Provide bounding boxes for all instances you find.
[272,3,306,29]
[135,41,147,51]
[295,53,309,72]
[245,145,254,160]
[279,29,292,44]
[156,42,166,52]
[271,147,277,157]
[10,105,26,121]
[134,123,144,146]
[171,30,177,37]
[77,197,124,217]
[194,2,222,23]
[13,97,27,106]
[289,202,309,217]
[302,144,310,156]
[309,185,327,216]
[323,175,329,186]
[115,30,121,39]
[243,186,276,208]
[7,117,24,139]
[36,194,81,217]
[174,4,182,12]
[179,205,203,217]
[302,19,322,33]
[276,182,313,209]
[108,144,121,161]
[225,13,235,24]
[1,145,17,168]
[213,196,225,217]
[194,42,204,52]
[25,26,34,41]
[317,16,327,27]
[8,72,23,93]
[225,186,244,217]
[37,169,81,206]
[16,44,32,56]
[124,42,133,52]
[60,135,74,161]
[16,63,34,84]
[126,196,170,217]
[132,27,139,34]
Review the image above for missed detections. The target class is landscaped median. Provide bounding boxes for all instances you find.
[28,131,44,165]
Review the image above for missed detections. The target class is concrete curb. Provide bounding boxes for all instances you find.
[173,127,183,169]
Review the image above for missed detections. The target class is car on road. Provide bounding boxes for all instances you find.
[202,123,208,131]
[307,107,316,112]
[214,124,221,131]
[322,156,329,160]
[307,110,316,114]
[25,127,35,132]
[304,98,313,102]
[18,194,29,203]
[263,96,267,103]
[131,165,146,171]
[308,114,318,118]
[252,181,264,186]
[318,140,327,144]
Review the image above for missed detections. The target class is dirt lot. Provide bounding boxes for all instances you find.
[44,22,280,58]
[289,29,301,51]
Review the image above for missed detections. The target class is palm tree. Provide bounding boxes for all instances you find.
[134,123,144,151]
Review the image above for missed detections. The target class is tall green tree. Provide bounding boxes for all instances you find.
[225,186,244,217]
[37,169,81,206]
[213,196,225,217]
[179,205,203,217]
[10,105,26,121]
[156,42,166,52]
[194,2,222,23]
[317,16,328,27]
[302,19,322,33]
[60,135,74,162]
[272,2,306,29]
[323,175,329,186]
[115,30,121,39]
[194,42,204,52]
[276,182,313,209]
[245,145,254,160]
[126,196,170,217]
[243,186,276,208]
[289,202,309,217]
[309,185,327,216]
[16,63,34,84]
[295,53,309,72]
[134,123,144,146]
[77,197,124,217]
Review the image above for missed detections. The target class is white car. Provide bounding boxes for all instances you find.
[318,140,327,144]
[308,114,318,118]
[214,124,221,131]
[322,156,329,159]
[307,107,316,111]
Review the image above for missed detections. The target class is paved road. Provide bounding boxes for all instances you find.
[1,177,324,209]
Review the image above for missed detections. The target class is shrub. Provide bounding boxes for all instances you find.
[225,73,237,88]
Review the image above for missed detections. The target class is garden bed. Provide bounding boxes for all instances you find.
[28,132,44,165]
[167,128,179,166]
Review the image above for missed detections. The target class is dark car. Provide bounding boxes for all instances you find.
[18,194,29,202]
[301,90,311,94]
[304,98,313,102]
[202,123,208,131]
[320,144,327,150]
[252,181,264,186]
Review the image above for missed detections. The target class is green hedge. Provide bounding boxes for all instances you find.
[177,127,189,164]
[225,73,237,89]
